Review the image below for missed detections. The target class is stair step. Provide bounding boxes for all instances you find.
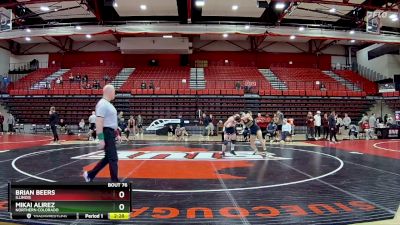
[259,69,288,90]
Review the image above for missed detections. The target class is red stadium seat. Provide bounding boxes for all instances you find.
[214,90,221,95]
[259,90,265,95]
[190,90,196,95]
[221,90,227,95]
[226,90,233,95]
[171,89,178,95]
[178,89,185,95]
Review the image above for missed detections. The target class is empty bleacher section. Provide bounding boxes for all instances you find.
[270,67,366,97]
[334,70,378,95]
[119,66,190,94]
[12,68,59,90]
[4,96,374,127]
[204,66,272,94]
[383,91,400,111]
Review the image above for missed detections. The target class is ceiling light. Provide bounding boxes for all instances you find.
[349,30,355,34]
[25,28,31,33]
[75,25,82,30]
[25,37,31,41]
[350,39,355,43]
[232,5,239,11]
[392,17,399,22]
[113,1,118,7]
[275,3,285,10]
[140,4,147,10]
[244,25,250,30]
[54,8,58,11]
[195,0,205,7]
[86,34,92,39]
[40,6,50,11]
[290,35,296,40]
[298,26,305,31]
[163,35,173,38]
[222,33,228,38]
[329,8,336,13]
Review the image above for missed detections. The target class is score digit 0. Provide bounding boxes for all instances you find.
[119,191,125,198]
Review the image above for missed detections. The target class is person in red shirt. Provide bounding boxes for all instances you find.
[256,113,269,139]
[361,120,374,140]
[306,112,315,140]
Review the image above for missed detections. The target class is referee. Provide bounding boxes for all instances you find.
[83,85,121,182]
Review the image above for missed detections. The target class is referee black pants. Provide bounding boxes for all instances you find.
[88,127,119,182]
[51,125,59,141]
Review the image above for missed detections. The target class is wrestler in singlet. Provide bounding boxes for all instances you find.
[241,112,273,156]
[221,114,241,156]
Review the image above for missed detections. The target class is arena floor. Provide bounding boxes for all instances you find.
[0,134,399,225]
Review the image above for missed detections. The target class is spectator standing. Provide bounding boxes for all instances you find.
[328,111,338,143]
[359,113,368,125]
[306,112,315,140]
[314,111,322,140]
[208,114,215,136]
[49,108,59,143]
[136,114,144,136]
[217,120,224,142]
[386,114,394,126]
[322,113,329,140]
[0,112,4,135]
[7,113,15,135]
[127,115,136,140]
[369,113,376,130]
[343,113,351,130]
[276,110,284,138]
[336,114,343,135]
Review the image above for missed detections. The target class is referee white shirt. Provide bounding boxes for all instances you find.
[96,98,118,129]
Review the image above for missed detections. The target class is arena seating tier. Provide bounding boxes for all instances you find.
[204,66,273,91]
[120,66,190,92]
[12,68,59,89]
[383,91,400,111]
[5,96,374,126]
[270,67,352,92]
[334,70,378,95]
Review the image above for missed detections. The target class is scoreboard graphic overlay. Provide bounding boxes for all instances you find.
[9,183,131,220]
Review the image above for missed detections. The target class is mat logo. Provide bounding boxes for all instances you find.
[72,150,291,161]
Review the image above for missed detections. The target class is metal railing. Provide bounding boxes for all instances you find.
[8,78,366,93]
